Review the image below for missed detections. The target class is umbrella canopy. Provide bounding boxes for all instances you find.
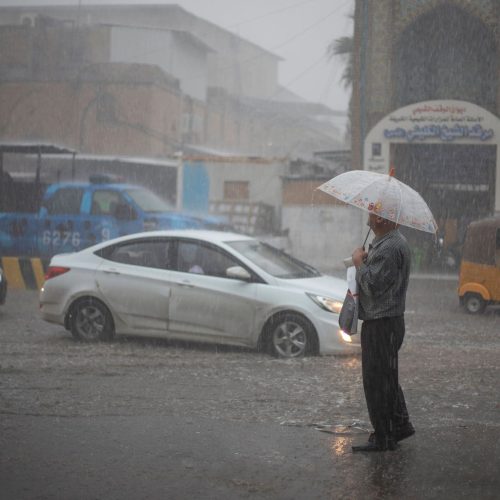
[317,170,438,234]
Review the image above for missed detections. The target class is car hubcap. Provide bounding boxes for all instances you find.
[272,321,306,358]
[467,297,482,313]
[76,305,105,340]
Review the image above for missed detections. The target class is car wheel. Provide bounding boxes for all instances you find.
[462,293,486,314]
[267,313,317,358]
[70,298,114,342]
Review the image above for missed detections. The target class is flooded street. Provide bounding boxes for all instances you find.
[1,276,499,499]
[0,0,499,497]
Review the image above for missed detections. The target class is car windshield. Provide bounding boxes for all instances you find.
[227,240,321,279]
[125,188,174,212]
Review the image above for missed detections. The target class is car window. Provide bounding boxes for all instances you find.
[44,188,83,215]
[227,240,320,279]
[104,239,172,270]
[125,188,174,212]
[91,190,125,216]
[176,241,239,278]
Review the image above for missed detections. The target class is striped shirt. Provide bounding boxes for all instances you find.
[356,229,411,320]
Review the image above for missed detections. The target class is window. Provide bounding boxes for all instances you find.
[44,188,83,215]
[125,188,173,212]
[91,191,124,216]
[227,240,320,279]
[224,181,249,200]
[103,239,172,270]
[176,241,239,278]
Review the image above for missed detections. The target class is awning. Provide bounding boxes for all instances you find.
[0,142,77,155]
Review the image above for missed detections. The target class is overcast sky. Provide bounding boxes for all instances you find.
[0,0,354,112]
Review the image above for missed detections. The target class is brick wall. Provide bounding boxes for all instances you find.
[0,76,182,156]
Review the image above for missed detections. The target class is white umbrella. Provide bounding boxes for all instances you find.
[320,169,437,336]
[317,169,438,234]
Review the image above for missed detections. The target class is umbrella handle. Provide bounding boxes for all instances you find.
[362,228,371,251]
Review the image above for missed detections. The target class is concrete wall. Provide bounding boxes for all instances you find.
[282,204,365,271]
[202,158,286,211]
[203,27,278,99]
[110,26,208,101]
[0,4,280,102]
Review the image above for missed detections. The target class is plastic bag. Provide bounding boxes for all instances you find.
[338,266,359,334]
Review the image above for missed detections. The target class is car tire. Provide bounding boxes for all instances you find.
[266,313,317,358]
[462,293,486,314]
[70,297,115,342]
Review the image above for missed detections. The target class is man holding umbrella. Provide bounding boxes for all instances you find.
[317,169,437,452]
[351,212,415,452]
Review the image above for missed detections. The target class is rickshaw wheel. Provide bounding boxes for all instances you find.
[462,293,486,314]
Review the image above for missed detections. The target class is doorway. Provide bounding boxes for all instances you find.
[391,143,496,270]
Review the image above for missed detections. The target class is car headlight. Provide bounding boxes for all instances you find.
[306,293,343,314]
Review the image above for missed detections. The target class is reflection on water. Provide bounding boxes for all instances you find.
[328,434,414,497]
[341,356,362,370]
[330,436,351,456]
[365,451,413,498]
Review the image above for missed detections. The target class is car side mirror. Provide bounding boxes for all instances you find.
[226,266,251,281]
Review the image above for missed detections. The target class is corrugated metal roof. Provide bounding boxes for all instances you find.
[0,142,77,154]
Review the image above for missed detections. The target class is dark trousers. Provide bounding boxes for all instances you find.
[361,316,410,443]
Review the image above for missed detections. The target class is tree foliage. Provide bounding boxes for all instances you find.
[326,35,353,89]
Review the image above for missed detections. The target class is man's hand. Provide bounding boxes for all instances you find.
[352,247,368,268]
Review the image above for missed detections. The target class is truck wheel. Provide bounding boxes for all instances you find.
[70,297,114,342]
[462,293,486,314]
[265,313,317,358]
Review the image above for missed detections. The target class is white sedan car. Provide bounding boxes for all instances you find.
[40,230,360,358]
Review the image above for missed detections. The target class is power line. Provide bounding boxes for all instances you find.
[269,1,351,52]
[225,0,320,29]
[280,53,329,90]
[319,59,341,105]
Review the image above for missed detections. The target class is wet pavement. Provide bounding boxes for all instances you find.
[0,276,499,499]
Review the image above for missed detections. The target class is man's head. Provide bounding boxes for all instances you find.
[367,213,398,236]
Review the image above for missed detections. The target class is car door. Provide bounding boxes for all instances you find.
[96,238,173,333]
[38,186,86,257]
[168,239,261,343]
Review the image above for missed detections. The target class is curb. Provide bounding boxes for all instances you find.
[0,257,48,290]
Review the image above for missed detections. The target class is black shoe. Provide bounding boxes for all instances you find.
[396,423,415,442]
[368,423,415,444]
[352,440,397,452]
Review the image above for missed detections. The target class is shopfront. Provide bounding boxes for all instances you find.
[363,100,500,268]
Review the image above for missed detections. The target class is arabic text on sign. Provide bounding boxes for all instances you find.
[383,124,494,142]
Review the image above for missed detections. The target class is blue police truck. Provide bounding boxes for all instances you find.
[0,176,229,258]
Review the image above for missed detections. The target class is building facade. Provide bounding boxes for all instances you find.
[351,0,500,258]
[0,4,342,158]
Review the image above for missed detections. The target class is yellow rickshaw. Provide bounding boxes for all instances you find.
[458,216,500,314]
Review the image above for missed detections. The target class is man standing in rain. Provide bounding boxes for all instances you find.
[351,213,415,452]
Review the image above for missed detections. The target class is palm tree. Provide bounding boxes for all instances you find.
[326,35,353,90]
[326,35,353,142]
